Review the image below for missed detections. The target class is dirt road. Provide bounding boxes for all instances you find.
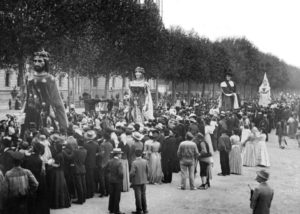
[52,131,300,214]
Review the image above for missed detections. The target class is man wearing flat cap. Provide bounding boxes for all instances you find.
[250,170,274,214]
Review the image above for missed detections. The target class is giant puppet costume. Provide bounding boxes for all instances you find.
[23,50,68,135]
[129,67,154,124]
[219,70,240,111]
[258,73,271,107]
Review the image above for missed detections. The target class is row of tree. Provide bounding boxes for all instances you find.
[0,0,296,101]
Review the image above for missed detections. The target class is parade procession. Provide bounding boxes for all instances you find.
[1,1,300,214]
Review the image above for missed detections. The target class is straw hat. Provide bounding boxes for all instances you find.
[111,148,123,154]
[132,132,144,141]
[84,130,97,140]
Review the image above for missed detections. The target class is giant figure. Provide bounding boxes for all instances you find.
[129,67,154,124]
[23,50,68,136]
[219,70,240,111]
[258,73,271,107]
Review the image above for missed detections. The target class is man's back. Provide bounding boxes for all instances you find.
[251,182,274,214]
[177,140,199,160]
[130,158,148,185]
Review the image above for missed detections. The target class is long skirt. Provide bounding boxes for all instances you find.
[49,169,71,209]
[256,141,271,167]
[243,141,256,167]
[229,145,242,174]
[149,152,164,184]
[120,159,130,192]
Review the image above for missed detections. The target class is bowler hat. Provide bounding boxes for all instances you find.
[256,169,269,181]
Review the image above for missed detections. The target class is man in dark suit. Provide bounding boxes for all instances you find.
[107,148,124,214]
[83,130,99,198]
[218,131,231,176]
[250,170,274,214]
[98,132,113,197]
[130,150,149,214]
[72,137,87,204]
[161,129,176,183]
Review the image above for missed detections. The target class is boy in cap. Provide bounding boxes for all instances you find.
[250,170,274,214]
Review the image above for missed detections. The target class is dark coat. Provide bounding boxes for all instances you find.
[0,149,14,174]
[218,134,232,152]
[99,140,114,168]
[107,158,123,184]
[250,182,274,214]
[72,147,87,174]
[84,140,99,169]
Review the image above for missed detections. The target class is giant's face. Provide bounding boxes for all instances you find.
[33,56,45,73]
[135,71,143,80]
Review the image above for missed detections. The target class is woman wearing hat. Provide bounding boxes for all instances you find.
[48,138,71,209]
[148,129,163,184]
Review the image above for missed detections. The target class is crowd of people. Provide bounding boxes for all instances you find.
[0,93,299,214]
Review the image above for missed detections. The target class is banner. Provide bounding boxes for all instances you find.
[258,73,271,107]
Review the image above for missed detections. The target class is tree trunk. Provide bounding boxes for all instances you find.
[212,82,215,98]
[155,77,159,108]
[121,76,126,99]
[250,85,253,99]
[68,70,70,107]
[104,72,110,99]
[187,79,191,104]
[72,72,75,104]
[172,80,176,104]
[89,77,92,97]
[243,83,246,100]
[17,57,25,102]
[201,81,206,97]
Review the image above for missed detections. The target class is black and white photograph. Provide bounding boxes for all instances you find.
[0,0,299,213]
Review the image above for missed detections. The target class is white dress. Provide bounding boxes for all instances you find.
[256,133,271,167]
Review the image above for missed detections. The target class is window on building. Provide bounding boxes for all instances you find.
[5,70,10,87]
[59,75,63,87]
[93,77,98,87]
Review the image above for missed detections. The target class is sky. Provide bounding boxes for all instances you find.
[162,0,300,68]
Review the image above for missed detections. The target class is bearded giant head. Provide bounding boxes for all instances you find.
[33,49,50,73]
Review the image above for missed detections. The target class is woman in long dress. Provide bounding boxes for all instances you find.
[129,67,154,124]
[256,128,271,167]
[49,142,71,209]
[229,129,242,174]
[148,130,163,184]
[118,132,130,192]
[242,125,257,167]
